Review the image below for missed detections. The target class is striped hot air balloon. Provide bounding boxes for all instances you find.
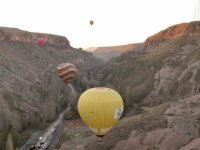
[57,63,77,84]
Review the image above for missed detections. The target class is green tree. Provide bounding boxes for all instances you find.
[5,133,14,150]
[10,128,22,148]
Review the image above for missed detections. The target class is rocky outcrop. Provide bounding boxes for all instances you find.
[0,27,69,45]
[61,94,200,150]
[145,21,200,46]
[142,43,200,106]
[90,43,143,62]
[113,94,200,150]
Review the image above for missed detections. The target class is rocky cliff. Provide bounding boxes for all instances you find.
[93,21,200,108]
[88,43,143,62]
[145,21,200,46]
[57,21,200,150]
[0,27,101,149]
[0,27,69,45]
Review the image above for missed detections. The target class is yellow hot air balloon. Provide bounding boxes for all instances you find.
[78,87,124,139]
[57,63,77,84]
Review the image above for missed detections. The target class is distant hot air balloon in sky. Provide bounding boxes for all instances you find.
[57,63,77,84]
[78,87,124,141]
[36,38,46,48]
[89,20,94,26]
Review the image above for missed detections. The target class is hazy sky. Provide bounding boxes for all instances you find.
[0,0,197,49]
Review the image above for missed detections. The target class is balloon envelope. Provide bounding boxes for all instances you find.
[78,87,124,137]
[57,63,77,84]
[90,20,94,26]
[37,38,46,47]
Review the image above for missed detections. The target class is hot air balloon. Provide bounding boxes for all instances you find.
[89,20,94,26]
[78,87,124,141]
[57,63,77,84]
[36,38,46,48]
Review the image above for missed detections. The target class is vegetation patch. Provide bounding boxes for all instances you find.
[194,68,200,83]
[2,90,21,107]
[9,128,22,149]
[20,128,37,146]
[180,71,193,83]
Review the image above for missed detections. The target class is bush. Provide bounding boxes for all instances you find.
[6,133,14,150]
[10,128,22,148]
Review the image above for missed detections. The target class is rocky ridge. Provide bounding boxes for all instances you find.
[0,27,101,149]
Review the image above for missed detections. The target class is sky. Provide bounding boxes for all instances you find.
[0,0,198,49]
